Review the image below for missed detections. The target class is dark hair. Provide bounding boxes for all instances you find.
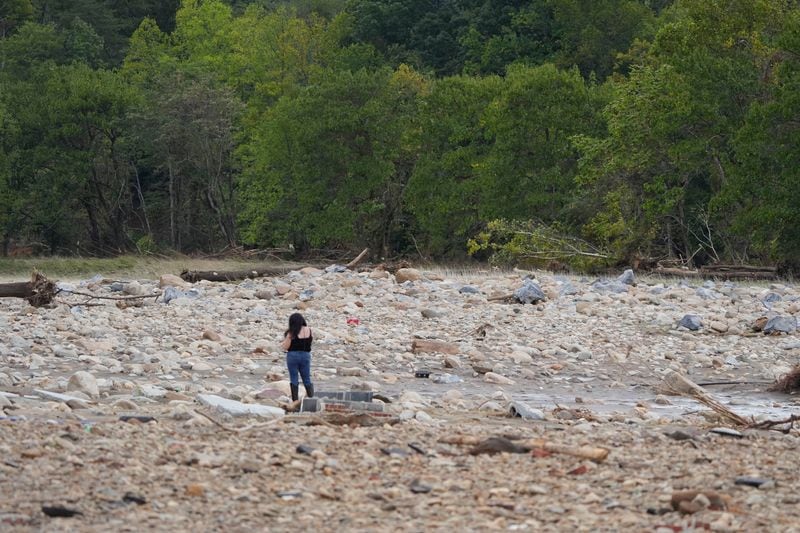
[285,312,307,338]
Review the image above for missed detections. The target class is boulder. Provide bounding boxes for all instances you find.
[513,280,546,304]
[395,268,423,283]
[67,371,99,398]
[617,269,636,286]
[159,274,190,289]
[679,315,703,331]
[764,316,797,335]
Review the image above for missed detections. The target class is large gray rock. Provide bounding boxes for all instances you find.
[591,280,629,294]
[197,394,284,418]
[617,269,636,286]
[509,401,545,420]
[513,280,545,304]
[68,371,99,398]
[764,316,797,335]
[679,315,703,331]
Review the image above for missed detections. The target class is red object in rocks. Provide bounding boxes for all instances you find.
[346,317,360,326]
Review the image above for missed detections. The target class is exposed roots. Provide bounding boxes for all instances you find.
[769,365,800,393]
[27,271,57,307]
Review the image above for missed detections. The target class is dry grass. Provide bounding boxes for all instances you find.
[0,255,291,282]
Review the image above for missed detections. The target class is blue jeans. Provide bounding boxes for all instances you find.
[286,351,312,387]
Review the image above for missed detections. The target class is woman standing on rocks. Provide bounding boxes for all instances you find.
[281,312,314,402]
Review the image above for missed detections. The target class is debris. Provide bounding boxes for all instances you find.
[661,371,749,427]
[469,437,530,455]
[0,271,56,307]
[42,505,82,518]
[197,394,285,419]
[670,490,729,513]
[709,427,743,438]
[296,444,316,455]
[409,479,432,493]
[735,477,772,488]
[119,415,156,424]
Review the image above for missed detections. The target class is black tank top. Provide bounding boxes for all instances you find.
[288,331,312,352]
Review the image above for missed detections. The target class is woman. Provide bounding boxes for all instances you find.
[281,312,314,402]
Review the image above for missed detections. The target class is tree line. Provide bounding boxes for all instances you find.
[0,0,798,269]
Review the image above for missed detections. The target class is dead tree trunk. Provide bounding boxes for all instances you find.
[0,272,57,306]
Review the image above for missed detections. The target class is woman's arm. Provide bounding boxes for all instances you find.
[281,333,291,351]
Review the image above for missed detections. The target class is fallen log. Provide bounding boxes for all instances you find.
[180,266,298,282]
[0,271,56,307]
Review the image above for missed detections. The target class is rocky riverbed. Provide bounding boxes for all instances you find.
[2,266,800,531]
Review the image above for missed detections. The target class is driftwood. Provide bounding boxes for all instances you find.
[180,266,299,282]
[345,248,370,269]
[0,271,57,307]
[661,371,750,426]
[181,248,371,283]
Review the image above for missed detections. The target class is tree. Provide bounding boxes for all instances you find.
[0,0,34,38]
[4,63,140,252]
[130,73,243,251]
[404,73,503,255]
[714,9,800,265]
[238,65,427,255]
[481,64,603,222]
[574,0,787,264]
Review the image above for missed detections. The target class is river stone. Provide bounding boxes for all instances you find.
[202,329,222,342]
[695,287,719,300]
[459,285,480,294]
[762,292,782,304]
[443,356,461,369]
[137,384,168,399]
[395,268,422,283]
[513,280,545,304]
[679,315,703,331]
[617,269,636,285]
[511,351,532,364]
[421,309,444,319]
[509,401,545,420]
[197,394,284,418]
[484,372,514,385]
[764,316,797,335]
[159,274,189,288]
[67,371,99,398]
[123,281,146,296]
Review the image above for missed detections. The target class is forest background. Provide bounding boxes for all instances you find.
[0,0,798,271]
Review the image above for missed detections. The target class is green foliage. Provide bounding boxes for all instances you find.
[467,218,612,270]
[238,64,426,254]
[712,9,800,265]
[0,0,798,270]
